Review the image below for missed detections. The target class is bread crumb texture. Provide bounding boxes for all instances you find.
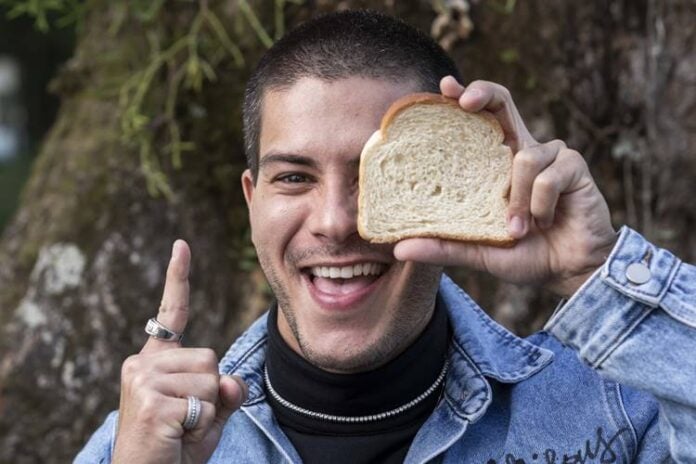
[359,100,513,245]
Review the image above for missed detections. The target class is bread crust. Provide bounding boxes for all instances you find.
[362,230,516,247]
[380,93,504,139]
[358,92,515,247]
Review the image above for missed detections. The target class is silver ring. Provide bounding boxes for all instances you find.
[182,395,201,430]
[144,318,183,343]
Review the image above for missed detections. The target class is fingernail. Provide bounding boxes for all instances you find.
[172,240,180,258]
[230,375,249,401]
[393,245,404,261]
[445,75,464,90]
[392,243,411,262]
[509,216,526,237]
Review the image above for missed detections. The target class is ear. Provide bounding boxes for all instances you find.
[241,169,255,210]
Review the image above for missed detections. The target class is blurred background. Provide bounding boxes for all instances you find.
[0,11,73,232]
[0,0,694,462]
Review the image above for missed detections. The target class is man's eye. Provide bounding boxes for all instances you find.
[277,173,308,183]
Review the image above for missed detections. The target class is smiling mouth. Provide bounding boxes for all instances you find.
[302,262,389,300]
[310,262,385,279]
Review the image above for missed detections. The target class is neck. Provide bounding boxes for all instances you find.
[265,299,449,419]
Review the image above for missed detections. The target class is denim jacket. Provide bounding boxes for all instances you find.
[76,227,695,463]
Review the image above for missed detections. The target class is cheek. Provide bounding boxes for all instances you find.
[251,194,307,258]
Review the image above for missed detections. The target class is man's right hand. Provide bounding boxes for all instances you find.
[112,240,247,464]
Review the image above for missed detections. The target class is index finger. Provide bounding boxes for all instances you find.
[143,239,191,352]
[440,76,537,152]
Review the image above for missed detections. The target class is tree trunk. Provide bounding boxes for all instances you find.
[0,2,272,461]
[1,1,694,462]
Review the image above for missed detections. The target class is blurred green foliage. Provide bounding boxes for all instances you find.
[0,0,85,32]
[117,0,301,198]
[0,0,304,203]
[117,2,249,199]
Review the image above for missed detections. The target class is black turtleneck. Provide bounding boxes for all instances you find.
[264,301,449,464]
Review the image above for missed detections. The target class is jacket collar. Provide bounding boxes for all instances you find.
[430,274,554,424]
[439,274,553,384]
[219,274,554,409]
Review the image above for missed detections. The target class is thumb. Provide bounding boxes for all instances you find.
[394,238,487,269]
[214,375,248,426]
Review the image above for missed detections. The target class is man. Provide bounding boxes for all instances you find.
[77,10,695,463]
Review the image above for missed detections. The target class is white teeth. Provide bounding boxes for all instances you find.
[310,263,385,279]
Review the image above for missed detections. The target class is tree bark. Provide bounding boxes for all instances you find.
[0,1,694,462]
[0,2,271,461]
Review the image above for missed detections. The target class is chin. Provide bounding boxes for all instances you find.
[298,330,397,373]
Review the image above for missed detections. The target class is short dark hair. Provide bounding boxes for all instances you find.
[242,10,461,180]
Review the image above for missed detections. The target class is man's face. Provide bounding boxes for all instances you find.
[242,76,442,373]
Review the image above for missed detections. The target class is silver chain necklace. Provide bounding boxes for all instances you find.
[264,360,448,423]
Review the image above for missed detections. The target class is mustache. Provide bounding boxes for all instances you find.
[286,240,394,266]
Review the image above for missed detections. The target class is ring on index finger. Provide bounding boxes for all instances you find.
[145,317,183,343]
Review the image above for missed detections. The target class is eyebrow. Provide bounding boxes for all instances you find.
[258,153,361,171]
[258,153,318,171]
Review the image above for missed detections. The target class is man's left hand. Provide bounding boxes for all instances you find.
[393,77,617,297]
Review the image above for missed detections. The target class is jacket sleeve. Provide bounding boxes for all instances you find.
[545,226,696,463]
[73,410,117,463]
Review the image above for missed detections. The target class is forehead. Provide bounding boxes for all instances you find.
[259,76,421,162]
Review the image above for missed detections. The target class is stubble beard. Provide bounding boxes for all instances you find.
[256,246,442,373]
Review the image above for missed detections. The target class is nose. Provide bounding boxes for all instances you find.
[307,178,359,244]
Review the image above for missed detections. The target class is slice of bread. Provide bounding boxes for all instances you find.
[357,93,514,246]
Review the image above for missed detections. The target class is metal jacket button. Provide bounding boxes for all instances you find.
[626,262,651,284]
